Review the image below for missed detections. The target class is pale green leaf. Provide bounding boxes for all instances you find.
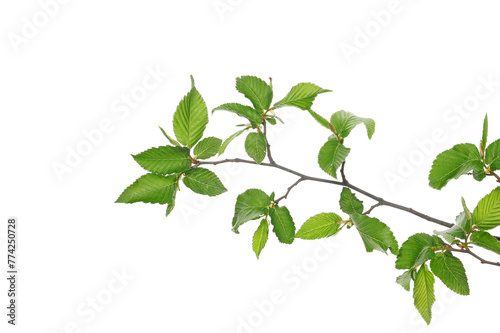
[413,263,435,325]
[232,189,271,233]
[252,219,269,259]
[396,233,437,269]
[212,103,263,124]
[472,187,500,230]
[236,76,273,111]
[273,82,331,110]
[219,128,249,155]
[116,174,177,204]
[295,213,343,240]
[351,213,398,255]
[193,137,222,159]
[339,187,364,215]
[470,230,500,255]
[482,114,488,149]
[269,206,296,244]
[159,126,181,147]
[182,168,227,196]
[165,187,177,217]
[434,212,471,242]
[486,138,500,171]
[132,146,191,175]
[245,132,267,164]
[330,110,375,139]
[430,251,469,295]
[396,270,412,292]
[318,139,350,178]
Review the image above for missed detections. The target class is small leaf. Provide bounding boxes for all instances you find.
[430,251,469,295]
[159,126,181,147]
[273,82,331,110]
[116,174,177,204]
[295,213,343,240]
[485,138,500,171]
[472,187,500,230]
[339,188,364,215]
[193,137,222,159]
[165,186,178,217]
[473,169,487,181]
[462,197,473,221]
[330,110,375,139]
[318,139,350,178]
[307,110,332,131]
[212,103,263,124]
[413,263,435,325]
[232,189,271,233]
[434,212,471,243]
[481,114,488,150]
[428,143,483,190]
[396,270,412,292]
[396,233,437,270]
[236,76,273,111]
[252,219,269,259]
[470,230,500,255]
[351,213,398,255]
[133,146,191,175]
[245,132,267,164]
[266,117,277,125]
[219,128,249,155]
[269,206,296,244]
[182,167,227,197]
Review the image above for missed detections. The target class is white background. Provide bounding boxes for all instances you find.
[2,0,500,332]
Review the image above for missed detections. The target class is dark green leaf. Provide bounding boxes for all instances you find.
[295,213,343,240]
[351,213,398,255]
[339,187,364,215]
[396,233,437,269]
[413,263,435,325]
[272,82,331,110]
[245,132,267,164]
[182,168,227,196]
[470,230,500,255]
[430,251,469,295]
[330,110,375,139]
[193,137,222,160]
[212,103,263,124]
[232,189,271,233]
[269,206,296,244]
[133,146,191,175]
[116,174,177,204]
[236,76,273,111]
[318,139,350,178]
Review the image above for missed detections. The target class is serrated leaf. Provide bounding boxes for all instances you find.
[470,230,500,255]
[245,132,267,164]
[165,185,178,217]
[219,128,248,155]
[339,188,364,215]
[182,167,227,196]
[269,206,296,244]
[273,82,331,110]
[307,110,332,131]
[485,138,500,171]
[236,76,273,111]
[396,233,437,269]
[482,114,488,149]
[232,189,271,233]
[318,139,350,178]
[212,103,263,124]
[116,174,177,204]
[193,137,222,159]
[396,270,412,292]
[159,126,181,147]
[252,219,269,259]
[330,110,375,139]
[434,212,471,242]
[295,213,343,240]
[351,213,398,255]
[430,251,469,295]
[472,187,500,230]
[428,143,483,190]
[132,146,191,175]
[413,263,435,325]
[173,79,208,148]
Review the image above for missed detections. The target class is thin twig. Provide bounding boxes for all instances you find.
[262,120,276,166]
[363,202,383,215]
[449,247,500,267]
[488,171,500,182]
[274,177,305,204]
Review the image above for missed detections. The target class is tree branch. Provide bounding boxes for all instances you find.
[449,247,500,267]
[262,120,276,166]
[488,171,500,183]
[274,177,305,205]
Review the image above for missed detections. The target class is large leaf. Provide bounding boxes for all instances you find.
[245,132,267,164]
[413,263,435,325]
[351,213,398,255]
[219,128,249,155]
[232,189,271,233]
[116,174,177,204]
[485,138,500,171]
[269,206,296,244]
[396,233,437,270]
[182,167,227,196]
[193,137,222,160]
[434,212,471,243]
[339,187,364,215]
[295,213,343,240]
[173,77,208,148]
[472,187,500,230]
[428,143,483,190]
[330,110,375,140]
[212,103,263,124]
[252,219,269,259]
[273,82,331,110]
[470,230,500,255]
[132,146,191,175]
[430,251,469,295]
[318,139,350,178]
[236,76,273,111]
[396,270,412,292]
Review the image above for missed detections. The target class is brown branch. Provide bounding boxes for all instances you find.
[363,202,383,215]
[449,247,500,267]
[262,120,276,166]
[488,171,500,182]
[274,177,305,205]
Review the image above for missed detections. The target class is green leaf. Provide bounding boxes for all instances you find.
[462,197,473,221]
[182,167,227,197]
[212,103,263,124]
[232,189,271,233]
[339,188,364,215]
[481,114,488,149]
[396,233,437,269]
[272,82,331,110]
[252,219,269,259]
[473,169,487,182]
[159,126,181,147]
[307,110,333,131]
[132,146,191,175]
[428,143,483,190]
[318,139,350,178]
[269,206,296,244]
[434,212,471,243]
[193,137,222,160]
[396,270,412,292]
[295,213,343,240]
[236,76,273,111]
[470,230,500,255]
[485,138,500,171]
[219,128,249,155]
[413,263,435,325]
[165,188,177,217]
[173,78,208,148]
[430,251,469,295]
[245,132,267,164]
[116,174,177,204]
[472,187,500,230]
[266,117,277,125]
[351,213,398,255]
[330,110,375,139]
